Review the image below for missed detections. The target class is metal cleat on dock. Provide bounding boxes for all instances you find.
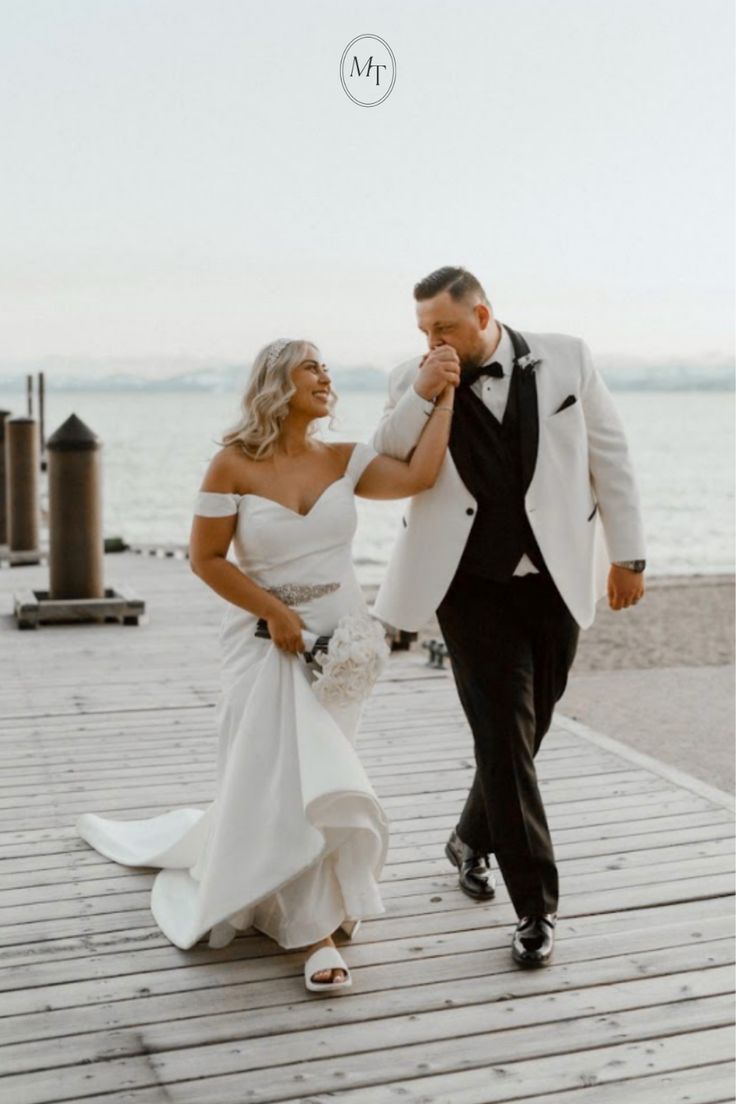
[423,638,449,668]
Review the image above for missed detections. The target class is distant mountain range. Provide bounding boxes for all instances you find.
[0,358,390,394]
[0,353,732,392]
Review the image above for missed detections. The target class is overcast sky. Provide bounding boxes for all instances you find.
[1,0,733,372]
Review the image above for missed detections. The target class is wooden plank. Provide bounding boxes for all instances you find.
[0,783,687,832]
[2,871,732,952]
[0,901,729,1041]
[0,855,732,930]
[1,964,732,1086]
[291,1032,736,1104]
[1,892,729,971]
[0,905,732,1020]
[0,771,675,818]
[0,794,724,855]
[302,1064,736,1104]
[4,817,732,892]
[5,998,732,1103]
[0,753,638,792]
[2,910,732,1019]
[0,791,666,854]
[2,837,732,910]
[556,714,735,813]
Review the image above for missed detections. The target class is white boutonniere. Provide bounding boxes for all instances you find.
[517,354,542,375]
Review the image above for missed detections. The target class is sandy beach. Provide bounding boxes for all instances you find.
[367,574,735,794]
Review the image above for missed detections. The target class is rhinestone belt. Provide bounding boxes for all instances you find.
[265,582,341,605]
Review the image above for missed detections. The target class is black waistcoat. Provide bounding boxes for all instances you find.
[448,323,548,582]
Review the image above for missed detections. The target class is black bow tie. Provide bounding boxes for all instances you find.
[459,361,504,387]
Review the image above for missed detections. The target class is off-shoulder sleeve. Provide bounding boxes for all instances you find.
[345,442,380,486]
[193,490,241,517]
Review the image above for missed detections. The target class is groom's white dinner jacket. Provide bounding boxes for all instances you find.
[371,325,646,632]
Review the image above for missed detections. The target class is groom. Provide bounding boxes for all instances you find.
[372,266,646,967]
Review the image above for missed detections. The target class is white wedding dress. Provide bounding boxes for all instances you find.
[76,442,390,950]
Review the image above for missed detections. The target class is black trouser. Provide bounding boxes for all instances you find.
[436,566,580,918]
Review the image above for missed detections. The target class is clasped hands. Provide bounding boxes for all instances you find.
[414,345,462,402]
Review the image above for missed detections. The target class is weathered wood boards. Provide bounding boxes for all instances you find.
[0,552,733,1102]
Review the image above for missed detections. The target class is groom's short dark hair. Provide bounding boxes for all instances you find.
[413,266,490,307]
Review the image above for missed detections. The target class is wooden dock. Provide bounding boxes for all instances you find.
[1,551,734,1103]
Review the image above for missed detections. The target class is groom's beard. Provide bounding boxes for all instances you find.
[459,351,486,371]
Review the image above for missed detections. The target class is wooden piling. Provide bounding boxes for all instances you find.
[0,408,12,546]
[46,414,104,600]
[38,371,46,469]
[5,416,40,559]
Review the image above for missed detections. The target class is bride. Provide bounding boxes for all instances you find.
[77,336,457,993]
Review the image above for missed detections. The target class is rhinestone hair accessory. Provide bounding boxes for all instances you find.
[264,338,293,372]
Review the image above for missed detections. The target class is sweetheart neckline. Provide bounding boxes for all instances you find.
[240,474,350,519]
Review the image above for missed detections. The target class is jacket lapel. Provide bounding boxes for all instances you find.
[502,322,539,492]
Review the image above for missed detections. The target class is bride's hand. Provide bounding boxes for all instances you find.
[266,603,306,654]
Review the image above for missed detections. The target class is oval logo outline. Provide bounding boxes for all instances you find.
[340,34,396,107]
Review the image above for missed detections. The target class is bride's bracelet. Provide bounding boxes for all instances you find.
[433,405,454,413]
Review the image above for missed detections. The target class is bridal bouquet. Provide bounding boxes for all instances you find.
[310,611,390,706]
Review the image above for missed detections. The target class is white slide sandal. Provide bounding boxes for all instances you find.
[304,945,353,993]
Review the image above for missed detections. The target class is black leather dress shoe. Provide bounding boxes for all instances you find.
[444,828,496,900]
[511,913,556,967]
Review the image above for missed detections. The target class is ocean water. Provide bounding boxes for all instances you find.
[1,388,733,582]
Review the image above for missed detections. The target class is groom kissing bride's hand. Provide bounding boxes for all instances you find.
[414,344,462,402]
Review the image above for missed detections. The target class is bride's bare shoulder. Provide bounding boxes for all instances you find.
[201,444,256,493]
[324,441,358,472]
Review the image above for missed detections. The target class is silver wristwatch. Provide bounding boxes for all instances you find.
[613,560,646,572]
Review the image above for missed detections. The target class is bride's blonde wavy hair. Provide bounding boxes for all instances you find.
[218,338,337,460]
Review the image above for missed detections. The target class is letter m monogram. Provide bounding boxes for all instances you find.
[350,55,387,86]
